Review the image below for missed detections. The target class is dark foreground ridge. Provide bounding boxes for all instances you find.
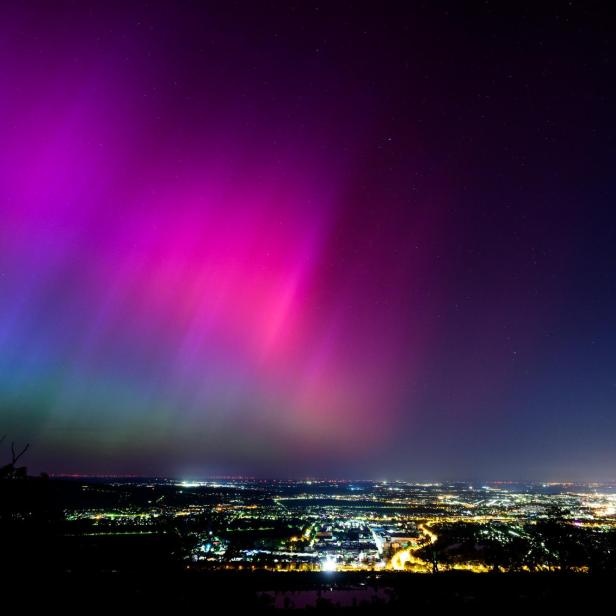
[5,571,616,610]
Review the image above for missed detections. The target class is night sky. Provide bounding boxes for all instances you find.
[1,1,615,480]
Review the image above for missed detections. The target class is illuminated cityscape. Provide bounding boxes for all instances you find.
[28,478,616,574]
[5,474,616,607]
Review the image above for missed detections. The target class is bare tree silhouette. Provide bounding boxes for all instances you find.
[0,439,30,479]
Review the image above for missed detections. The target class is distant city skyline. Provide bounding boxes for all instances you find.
[1,2,615,480]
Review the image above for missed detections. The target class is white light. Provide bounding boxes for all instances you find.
[321,556,337,572]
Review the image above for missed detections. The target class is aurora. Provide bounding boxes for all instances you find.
[1,2,615,480]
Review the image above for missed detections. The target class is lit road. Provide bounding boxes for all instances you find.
[389,522,496,573]
[389,523,437,572]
